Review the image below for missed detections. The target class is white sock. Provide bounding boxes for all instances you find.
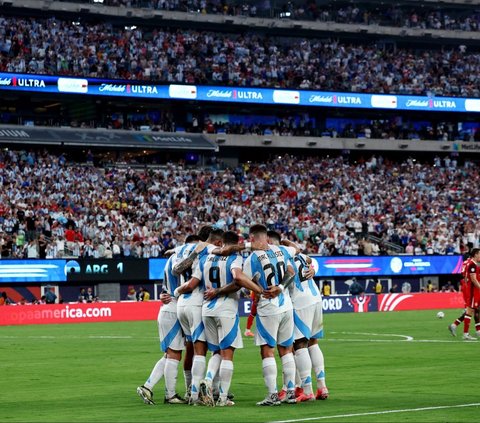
[144,356,166,391]
[206,353,222,384]
[184,369,192,392]
[281,353,296,392]
[164,358,180,399]
[295,348,313,395]
[219,360,234,400]
[309,344,326,389]
[262,357,278,395]
[191,355,206,400]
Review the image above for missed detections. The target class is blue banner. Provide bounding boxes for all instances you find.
[0,260,66,283]
[312,255,463,277]
[149,258,167,280]
[0,255,463,284]
[148,255,463,281]
[0,72,479,113]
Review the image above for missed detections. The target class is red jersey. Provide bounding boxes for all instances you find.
[461,258,472,279]
[462,258,480,308]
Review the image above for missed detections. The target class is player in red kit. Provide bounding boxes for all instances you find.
[449,251,480,339]
[456,249,480,341]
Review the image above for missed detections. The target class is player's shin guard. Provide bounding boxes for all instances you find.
[144,355,166,391]
[294,348,313,395]
[281,353,296,392]
[262,357,278,395]
[191,355,206,400]
[309,344,326,389]
[164,358,180,399]
[219,360,234,401]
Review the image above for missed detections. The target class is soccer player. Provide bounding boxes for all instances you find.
[177,230,263,406]
[291,252,328,401]
[449,249,480,340]
[137,249,190,405]
[167,233,203,399]
[243,224,297,406]
[267,231,328,402]
[173,228,224,404]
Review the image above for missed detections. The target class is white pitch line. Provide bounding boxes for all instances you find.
[269,402,480,423]
[325,338,460,343]
[88,335,133,339]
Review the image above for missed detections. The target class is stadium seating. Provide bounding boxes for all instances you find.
[0,148,471,258]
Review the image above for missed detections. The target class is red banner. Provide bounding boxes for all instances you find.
[377,292,464,312]
[0,301,162,326]
[0,293,467,326]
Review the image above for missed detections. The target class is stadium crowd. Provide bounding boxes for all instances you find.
[202,117,473,142]
[1,15,480,96]
[68,0,480,33]
[0,148,477,259]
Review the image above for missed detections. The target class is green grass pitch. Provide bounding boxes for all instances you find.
[1,309,479,422]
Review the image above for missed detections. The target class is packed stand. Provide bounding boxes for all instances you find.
[65,0,480,33]
[0,148,477,259]
[203,117,475,142]
[1,15,480,96]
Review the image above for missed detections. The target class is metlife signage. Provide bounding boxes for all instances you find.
[0,126,216,150]
[0,71,479,113]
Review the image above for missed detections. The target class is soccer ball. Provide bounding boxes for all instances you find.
[436,311,445,319]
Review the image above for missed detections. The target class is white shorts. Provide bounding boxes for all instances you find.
[177,305,205,343]
[255,310,294,348]
[203,314,243,352]
[158,309,185,352]
[293,303,324,340]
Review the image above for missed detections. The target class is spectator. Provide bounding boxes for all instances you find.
[78,288,88,303]
[126,286,137,301]
[0,148,478,258]
[1,14,480,96]
[348,278,364,295]
[86,287,97,303]
[0,291,9,306]
[44,286,57,304]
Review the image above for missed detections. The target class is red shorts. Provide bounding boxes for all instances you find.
[463,282,480,308]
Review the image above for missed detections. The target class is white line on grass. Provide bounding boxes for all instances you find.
[0,333,472,344]
[326,338,460,343]
[88,335,133,339]
[269,402,480,423]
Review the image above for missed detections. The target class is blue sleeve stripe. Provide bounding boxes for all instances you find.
[251,254,267,289]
